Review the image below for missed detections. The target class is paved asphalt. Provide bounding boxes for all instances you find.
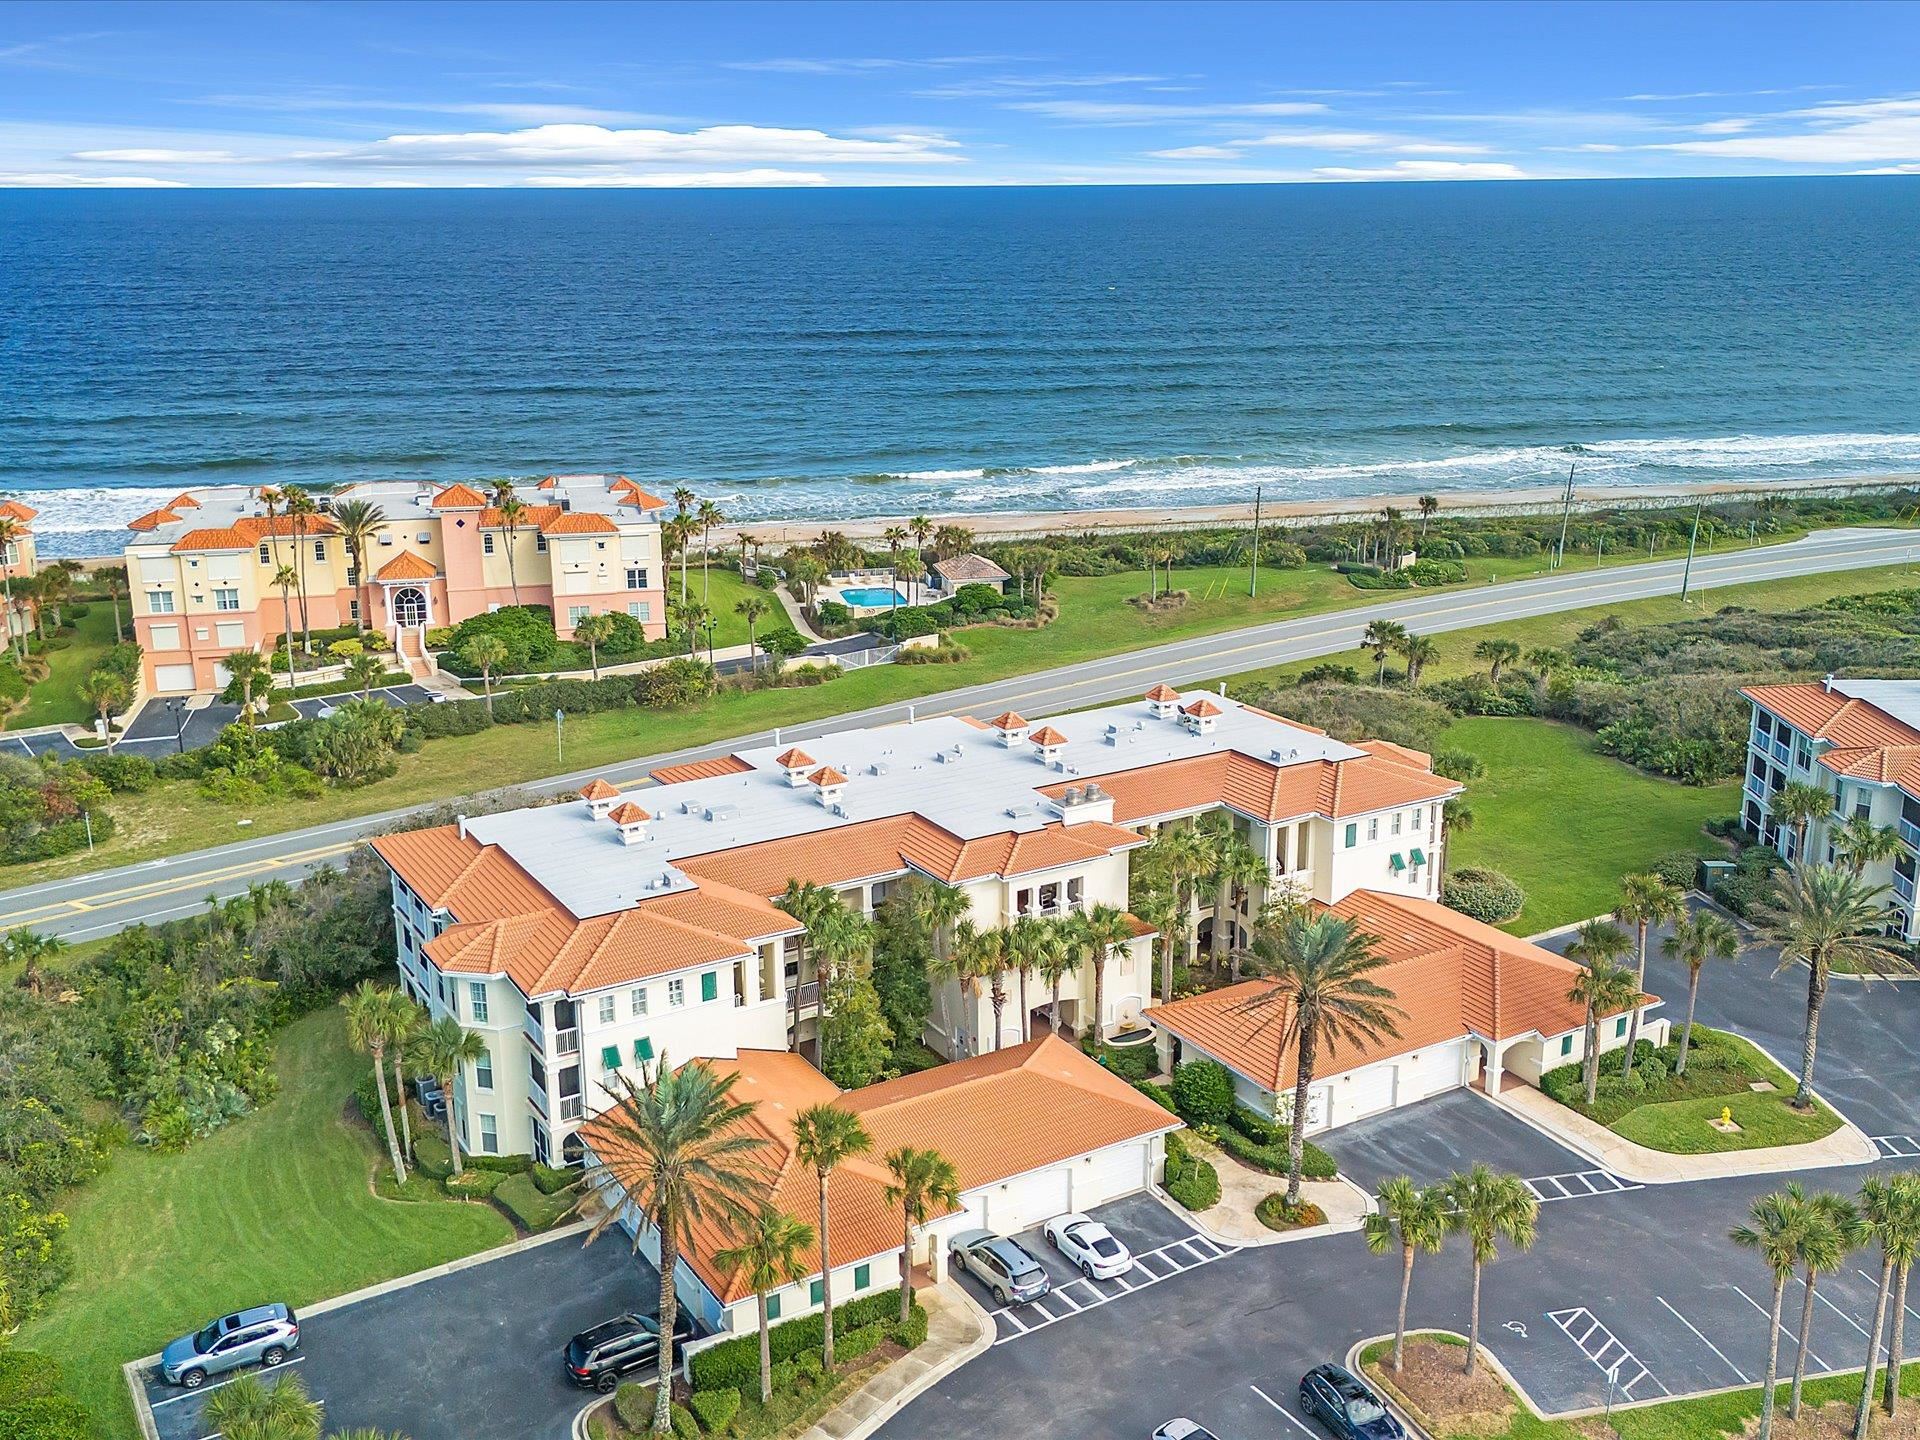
[5,525,1916,943]
[875,911,1920,1440]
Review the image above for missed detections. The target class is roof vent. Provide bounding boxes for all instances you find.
[1084,782,1107,801]
[1824,673,1836,692]
[703,803,739,823]
[1270,746,1301,763]
[1062,786,1083,804]
[867,761,890,777]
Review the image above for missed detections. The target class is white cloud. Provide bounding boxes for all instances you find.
[1243,130,1490,155]
[1855,162,1920,174]
[1694,119,1755,134]
[1004,99,1328,123]
[1146,145,1243,161]
[723,55,1013,75]
[197,95,678,125]
[1652,93,1920,165]
[916,72,1172,99]
[0,171,187,187]
[1312,160,1528,181]
[521,168,831,187]
[337,122,964,168]
[71,147,245,163]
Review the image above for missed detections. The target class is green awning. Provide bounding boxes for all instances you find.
[1410,848,1427,866]
[600,1045,620,1070]
[634,1036,654,1063]
[1388,853,1406,872]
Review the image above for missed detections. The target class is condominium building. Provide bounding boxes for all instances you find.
[122,475,669,694]
[1743,677,1920,938]
[368,687,1463,1169]
[0,500,38,645]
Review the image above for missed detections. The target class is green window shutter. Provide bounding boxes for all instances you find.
[766,1292,781,1320]
[854,1263,871,1291]
[1615,1016,1628,1037]
[634,1036,654,1063]
[809,1279,823,1307]
[701,971,718,1003]
[1388,853,1405,872]
[1344,823,1358,847]
[1410,848,1426,866]
[600,1045,620,1070]
[1561,1034,1574,1056]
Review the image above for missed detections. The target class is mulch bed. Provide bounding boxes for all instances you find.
[1763,1397,1920,1439]
[1369,1338,1516,1436]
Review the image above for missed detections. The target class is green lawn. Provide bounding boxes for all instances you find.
[19,1009,512,1439]
[1440,717,1737,934]
[665,564,797,651]
[1611,1090,1840,1152]
[5,601,123,730]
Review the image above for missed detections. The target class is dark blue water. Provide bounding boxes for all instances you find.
[3,180,1919,555]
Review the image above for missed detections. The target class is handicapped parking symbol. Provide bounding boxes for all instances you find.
[1504,1321,1529,1339]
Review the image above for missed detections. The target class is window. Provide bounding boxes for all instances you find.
[475,1049,493,1090]
[479,1114,498,1154]
[569,605,590,626]
[630,986,648,1016]
[809,1279,823,1306]
[668,978,686,1008]
[313,540,326,562]
[701,971,719,1003]
[766,1292,782,1320]
[483,532,496,555]
[1614,1016,1629,1038]
[1391,811,1402,836]
[258,543,271,564]
[598,994,616,1024]
[1344,823,1358,848]
[1367,817,1379,842]
[628,601,652,623]
[349,598,359,620]
[1560,1034,1574,1057]
[147,589,176,613]
[535,533,548,552]
[854,1263,871,1290]
[626,566,649,590]
[213,588,240,611]
[529,1053,547,1092]
[1067,876,1084,907]
[345,567,358,586]
[601,1044,621,1071]
[469,981,489,1022]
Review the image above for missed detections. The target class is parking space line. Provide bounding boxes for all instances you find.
[1657,1296,1750,1383]
[1547,1306,1664,1397]
[1249,1384,1315,1436]
[1858,1269,1920,1327]
[986,1231,1240,1347]
[1873,1135,1920,1159]
[1733,1284,1827,1372]
[148,1358,307,1408]
[1798,1276,1883,1350]
[1524,1169,1641,1205]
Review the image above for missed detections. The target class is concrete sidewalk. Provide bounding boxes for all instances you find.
[1488,1081,1879,1183]
[801,1284,991,1440]
[1188,1136,1371,1245]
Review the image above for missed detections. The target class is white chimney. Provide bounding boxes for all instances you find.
[809,765,848,809]
[1181,698,1221,736]
[775,747,816,787]
[1029,725,1067,767]
[608,802,651,846]
[580,778,621,820]
[1145,683,1181,721]
[988,711,1029,748]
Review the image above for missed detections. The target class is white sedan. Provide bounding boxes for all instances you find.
[1042,1212,1132,1280]
[1152,1422,1221,1440]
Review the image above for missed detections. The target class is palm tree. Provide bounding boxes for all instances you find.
[1663,910,1741,1075]
[1856,1173,1920,1437]
[1417,494,1440,539]
[1615,872,1686,1060]
[680,601,712,663]
[1880,1173,1920,1423]
[961,921,1010,1051]
[1565,931,1636,1102]
[1234,911,1404,1207]
[1770,781,1834,863]
[1473,638,1520,681]
[1079,903,1135,1045]
[346,650,385,699]
[668,513,698,604]
[79,668,130,751]
[1143,823,1213,964]
[224,649,270,723]
[495,493,529,607]
[1037,919,1079,1036]
[883,1146,960,1323]
[1133,886,1183,1009]
[1446,1164,1539,1378]
[331,498,386,636]
[34,563,70,630]
[573,612,614,679]
[896,550,926,604]
[97,564,128,643]
[1438,799,1473,887]
[735,594,770,674]
[272,564,299,681]
[1203,824,1268,975]
[463,634,508,718]
[1789,1190,1863,1419]
[379,988,422,1162]
[1364,1175,1449,1374]
[284,487,317,651]
[259,485,285,574]
[934,919,999,1056]
[1401,634,1438,688]
[578,1058,767,1434]
[203,1372,322,1440]
[412,1014,487,1177]
[1758,863,1905,1108]
[908,514,933,552]
[1360,620,1408,684]
[1834,813,1903,876]
[791,1104,872,1369]
[696,499,725,601]
[777,880,841,1049]
[673,485,696,516]
[713,1205,815,1403]
[1734,1186,1813,1440]
[343,981,407,1182]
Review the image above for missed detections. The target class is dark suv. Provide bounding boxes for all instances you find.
[564,1311,696,1393]
[1299,1363,1404,1440]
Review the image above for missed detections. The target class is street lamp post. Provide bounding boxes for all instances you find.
[166,698,187,755]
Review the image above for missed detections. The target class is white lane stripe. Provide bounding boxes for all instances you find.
[986,1230,1239,1347]
[1658,1297,1750,1383]
[1854,1268,1920,1328]
[148,1358,308,1409]
[1249,1384,1316,1435]
[1797,1275,1881,1348]
[1733,1284,1827,1373]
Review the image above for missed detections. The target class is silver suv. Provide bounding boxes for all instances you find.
[160,1304,300,1389]
[949,1229,1052,1305]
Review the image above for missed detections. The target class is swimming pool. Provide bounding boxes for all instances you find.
[839,587,908,607]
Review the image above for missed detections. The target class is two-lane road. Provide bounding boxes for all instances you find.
[5,525,1913,942]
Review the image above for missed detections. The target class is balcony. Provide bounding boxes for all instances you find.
[553,1027,581,1058]
[1770,738,1791,766]
[790,981,823,1017]
[1895,871,1916,907]
[529,1086,548,1118]
[1901,818,1920,851]
[559,1094,585,1123]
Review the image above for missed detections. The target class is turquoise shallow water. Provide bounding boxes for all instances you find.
[3,178,1918,555]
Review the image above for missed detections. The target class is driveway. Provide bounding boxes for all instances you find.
[139,1231,657,1440]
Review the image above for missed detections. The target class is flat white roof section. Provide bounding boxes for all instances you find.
[1830,678,1920,735]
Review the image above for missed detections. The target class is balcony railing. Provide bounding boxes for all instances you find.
[553,1027,581,1057]
[1901,818,1920,851]
[1743,782,1771,813]
[529,1087,548,1118]
[559,1094,585,1123]
[790,981,823,1017]
[1895,871,1916,907]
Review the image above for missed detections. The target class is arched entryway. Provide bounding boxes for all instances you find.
[392,586,428,628]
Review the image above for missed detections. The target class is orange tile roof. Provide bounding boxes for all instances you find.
[1028,725,1068,746]
[582,1036,1177,1304]
[580,779,622,801]
[0,501,39,522]
[166,493,200,509]
[129,508,179,532]
[624,488,669,511]
[987,711,1027,730]
[1144,684,1181,702]
[170,527,254,552]
[808,766,849,787]
[374,550,439,581]
[431,483,489,509]
[1743,683,1920,749]
[608,801,651,824]
[1181,698,1223,718]
[234,515,337,540]
[1146,889,1649,1092]
[1040,749,1458,825]
[774,748,816,768]
[479,504,563,529]
[542,511,620,536]
[535,477,558,490]
[650,755,754,784]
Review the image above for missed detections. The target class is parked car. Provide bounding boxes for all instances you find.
[949,1228,1051,1306]
[1043,1212,1132,1280]
[564,1311,696,1393]
[1151,1422,1221,1440]
[159,1304,299,1389]
[1299,1364,1404,1440]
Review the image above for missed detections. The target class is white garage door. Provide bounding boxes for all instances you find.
[212,661,233,689]
[1075,1142,1151,1211]
[987,1166,1073,1234]
[154,663,195,694]
[1331,1062,1399,1129]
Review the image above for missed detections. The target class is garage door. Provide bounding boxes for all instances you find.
[154,663,195,694]
[1331,1063,1399,1129]
[988,1166,1073,1234]
[1074,1142,1151,1211]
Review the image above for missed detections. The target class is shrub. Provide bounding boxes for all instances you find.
[1171,1059,1236,1126]
[1256,1195,1328,1231]
[1233,680,1454,753]
[890,1303,929,1349]
[532,1162,579,1195]
[634,659,716,710]
[1406,559,1467,586]
[412,1132,454,1181]
[1162,1131,1221,1211]
[1650,851,1704,890]
[440,605,562,675]
[0,1394,93,1440]
[688,1388,740,1433]
[1210,1108,1339,1179]
[1083,1038,1158,1082]
[613,1383,653,1431]
[836,1320,888,1363]
[443,1168,506,1199]
[495,1171,576,1231]
[464,1153,534,1175]
[80,752,159,793]
[1133,1079,1177,1112]
[0,1351,62,1408]
[688,1291,904,1392]
[1442,867,1525,924]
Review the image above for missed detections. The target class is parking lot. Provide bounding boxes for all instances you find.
[137,1230,657,1440]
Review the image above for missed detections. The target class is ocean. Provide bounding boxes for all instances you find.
[3,178,1919,557]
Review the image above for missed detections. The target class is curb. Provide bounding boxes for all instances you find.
[1147,1178,1371,1250]
[805,1283,996,1440]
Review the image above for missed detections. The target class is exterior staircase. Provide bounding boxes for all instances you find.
[397,626,433,681]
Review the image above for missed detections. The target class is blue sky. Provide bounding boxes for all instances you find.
[4,0,1920,187]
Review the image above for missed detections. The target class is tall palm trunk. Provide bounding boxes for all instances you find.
[989,975,1006,1051]
[1583,1008,1601,1105]
[1050,975,1063,1036]
[1760,1273,1787,1440]
[1159,934,1174,1008]
[1797,966,1827,1108]
[1393,1243,1415,1372]
[1884,1261,1912,1415]
[1857,1253,1896,1439]
[789,944,803,1052]
[1212,875,1232,971]
[294,523,312,651]
[280,586,296,683]
[1286,1019,1317,1207]
[371,1040,405,1181]
[391,1050,413,1159]
[653,1205,680,1434]
[757,1291,774,1402]
[897,1208,915,1324]
[817,1174,837,1368]
[1466,1255,1486,1377]
[1677,970,1702,1076]
[505,525,521,606]
[1792,1266,1819,1417]
[440,1070,462,1177]
[1623,920,1650,1060]
[1088,946,1104,1042]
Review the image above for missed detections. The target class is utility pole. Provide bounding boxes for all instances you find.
[1555,462,1576,570]
[555,707,565,765]
[1680,499,1704,602]
[1249,486,1262,598]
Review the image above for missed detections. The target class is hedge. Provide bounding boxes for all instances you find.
[1440,867,1526,924]
[444,1167,506,1199]
[613,1386,698,1437]
[689,1290,904,1392]
[688,1388,740,1433]
[533,1162,580,1194]
[1171,1059,1235,1125]
[464,1152,533,1175]
[1133,1079,1177,1111]
[495,1170,577,1231]
[891,1302,929,1348]
[412,1132,454,1181]
[1083,1038,1159,1082]
[0,1395,93,1440]
[0,1351,63,1408]
[1162,1131,1219,1211]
